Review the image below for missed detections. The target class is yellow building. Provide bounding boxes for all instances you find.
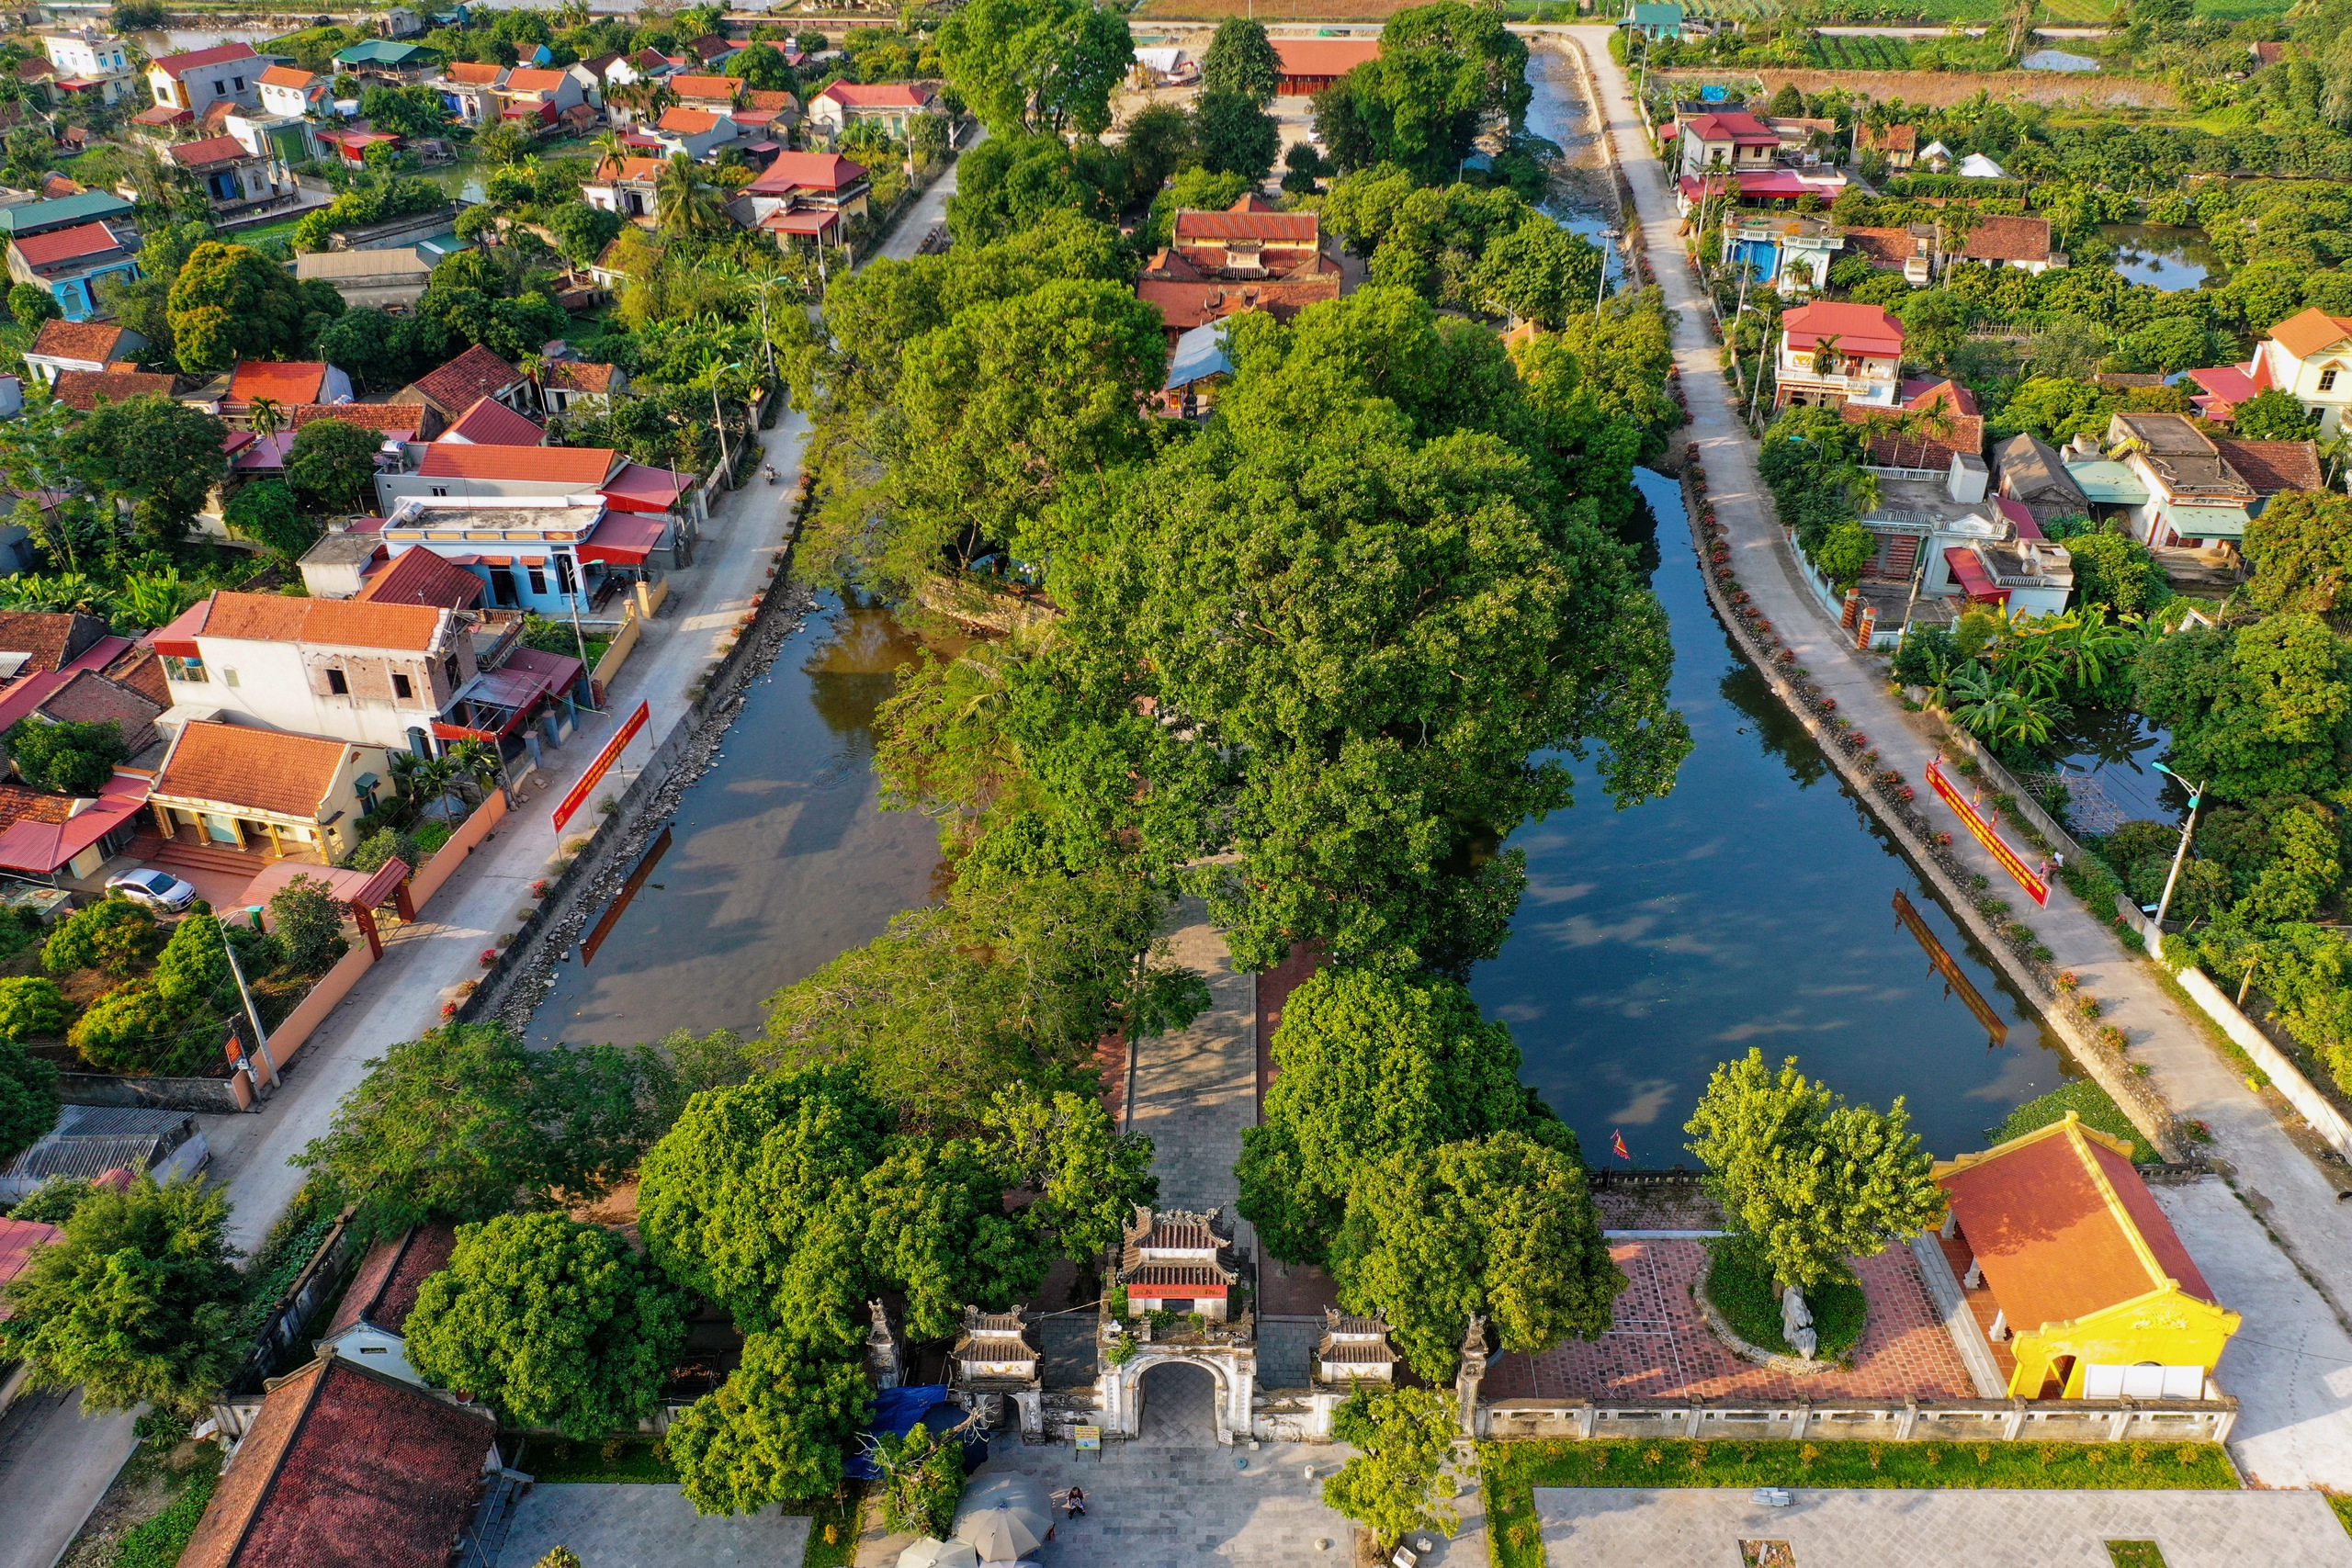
[1934,1112,2238,1401]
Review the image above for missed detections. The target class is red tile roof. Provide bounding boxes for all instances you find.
[228,362,331,405]
[416,445,617,485]
[443,61,503,85]
[667,72,737,99]
[1960,214,2054,264]
[1136,276,1340,332]
[815,79,937,108]
[259,65,317,89]
[164,134,253,169]
[503,66,566,91]
[0,610,111,674]
[398,345,521,416]
[440,396,544,446]
[657,105,724,134]
[13,221,124,267]
[176,1354,496,1568]
[148,41,258,80]
[545,361,617,393]
[0,1214,59,1315]
[292,401,436,438]
[39,668,162,746]
[1271,39,1380,79]
[356,547,485,610]
[28,320,134,365]
[188,590,447,652]
[104,642,167,705]
[1782,299,1905,356]
[1174,202,1319,244]
[1683,109,1780,146]
[1939,1116,2219,1336]
[744,89,797,112]
[154,720,356,818]
[324,1224,458,1337]
[1860,122,1917,154]
[747,151,866,193]
[593,154,668,182]
[2213,437,2324,494]
[51,369,174,410]
[0,784,76,830]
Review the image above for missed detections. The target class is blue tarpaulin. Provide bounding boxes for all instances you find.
[1164,322,1234,392]
[843,1384,989,1480]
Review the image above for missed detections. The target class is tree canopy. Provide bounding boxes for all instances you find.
[6,716,126,795]
[1324,1388,1471,1551]
[404,1212,688,1438]
[63,395,228,547]
[937,0,1132,137]
[0,1035,56,1166]
[2246,489,2352,615]
[2135,615,2352,801]
[1200,16,1279,103]
[1311,2,1532,185]
[665,1327,872,1514]
[1684,1049,1946,1292]
[286,417,389,513]
[167,242,325,372]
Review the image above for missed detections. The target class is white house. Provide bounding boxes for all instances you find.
[806,79,943,142]
[650,105,738,160]
[21,318,143,386]
[1774,299,1905,412]
[1677,107,1779,178]
[2189,306,2352,434]
[143,41,261,117]
[34,28,133,106]
[259,64,332,119]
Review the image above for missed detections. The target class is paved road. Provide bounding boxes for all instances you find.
[1562,22,2352,1487]
[1532,1487,2352,1568]
[0,146,981,1568]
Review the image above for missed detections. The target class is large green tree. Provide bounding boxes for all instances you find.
[0,1035,57,1165]
[1309,2,1531,185]
[1328,1129,1623,1381]
[0,1176,242,1417]
[937,0,1132,136]
[166,242,314,371]
[1238,967,1563,1267]
[942,133,1126,247]
[285,417,387,513]
[664,1328,871,1515]
[1191,88,1279,181]
[2136,615,2352,801]
[2245,488,2352,615]
[1324,1388,1470,1552]
[292,1021,667,1241]
[1683,1049,1946,1293]
[1472,215,1603,329]
[63,395,228,547]
[403,1212,688,1438]
[6,716,126,795]
[1199,16,1279,104]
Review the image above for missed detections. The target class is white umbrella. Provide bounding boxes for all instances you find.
[898,1540,981,1568]
[953,1472,1051,1562]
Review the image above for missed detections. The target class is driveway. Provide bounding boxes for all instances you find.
[1532,1487,2352,1568]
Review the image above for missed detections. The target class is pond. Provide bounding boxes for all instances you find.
[1468,471,2078,1165]
[2100,223,2223,292]
[2035,705,2188,838]
[524,598,950,1049]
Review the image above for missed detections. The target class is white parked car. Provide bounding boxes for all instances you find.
[107,867,198,912]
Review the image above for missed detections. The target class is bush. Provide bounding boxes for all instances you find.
[42,897,163,979]
[0,1035,57,1164]
[877,1424,965,1538]
[9,1175,95,1224]
[0,976,70,1041]
[1702,1232,1865,1362]
[152,913,231,1012]
[349,827,422,874]
[269,875,348,976]
[6,717,127,795]
[1988,1079,2157,1163]
[69,983,222,1077]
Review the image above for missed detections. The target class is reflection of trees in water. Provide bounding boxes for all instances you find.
[1719,658,1831,790]
[2044,704,2167,771]
[800,594,972,740]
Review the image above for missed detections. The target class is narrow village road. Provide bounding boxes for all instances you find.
[1561,23,2352,1488]
[0,149,980,1568]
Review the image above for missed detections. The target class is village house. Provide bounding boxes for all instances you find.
[1622,2,1686,40]
[312,1224,458,1387]
[1136,197,1345,345]
[582,154,666,223]
[1951,213,2065,275]
[1774,299,1905,411]
[21,319,144,386]
[435,395,545,446]
[33,28,134,106]
[2098,411,2300,549]
[0,1105,207,1205]
[1992,432,2091,524]
[1679,107,1781,178]
[540,358,628,417]
[146,719,390,863]
[164,134,293,218]
[142,41,260,118]
[433,60,507,125]
[372,449,701,569]
[742,152,873,253]
[1858,121,1917,171]
[493,65,586,131]
[1270,38,1378,96]
[175,1351,520,1568]
[50,368,174,410]
[2188,305,2352,432]
[0,191,136,248]
[1842,378,1985,478]
[390,344,536,423]
[665,72,742,109]
[1841,224,1935,287]
[1936,1113,2239,1400]
[649,105,740,161]
[6,221,141,322]
[1721,212,1838,296]
[294,247,434,310]
[258,64,333,120]
[211,361,356,427]
[153,590,476,755]
[332,39,441,85]
[804,79,942,143]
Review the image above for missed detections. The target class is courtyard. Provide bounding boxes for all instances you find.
[496,1483,811,1568]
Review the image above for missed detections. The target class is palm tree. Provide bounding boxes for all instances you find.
[591,128,625,173]
[246,396,284,440]
[390,750,461,821]
[447,739,503,804]
[556,0,592,29]
[655,152,725,236]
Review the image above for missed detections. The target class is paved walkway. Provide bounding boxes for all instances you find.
[1532,1487,2352,1568]
[1564,21,2352,1475]
[1130,906,1256,1226]
[1488,1239,1972,1402]
[497,1483,811,1568]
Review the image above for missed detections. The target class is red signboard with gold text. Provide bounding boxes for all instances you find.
[552,701,650,833]
[1925,756,2050,908]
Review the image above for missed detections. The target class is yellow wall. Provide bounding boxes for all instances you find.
[2004,1284,2241,1399]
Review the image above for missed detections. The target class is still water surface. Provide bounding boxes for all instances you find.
[2100,223,2222,292]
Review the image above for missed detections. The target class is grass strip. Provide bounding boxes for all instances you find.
[1482,1439,2236,1568]
[1989,1078,2158,1163]
[107,1456,220,1568]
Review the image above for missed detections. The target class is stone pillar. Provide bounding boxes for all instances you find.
[1013,1388,1044,1439]
[1896,1397,1918,1440]
[1856,605,1878,650]
[1684,1404,1703,1438]
[2109,1400,2133,1442]
[865,1300,899,1391]
[1841,588,1862,631]
[1576,1404,1597,1440]
[1453,1314,1489,1438]
[2003,1399,2027,1440]
[1307,1389,1344,1443]
[1789,1401,1811,1441]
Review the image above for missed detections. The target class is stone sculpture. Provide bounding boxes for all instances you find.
[1780,1285,1817,1361]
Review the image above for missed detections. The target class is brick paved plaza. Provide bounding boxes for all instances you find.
[1531,1487,2352,1568]
[1486,1239,1973,1401]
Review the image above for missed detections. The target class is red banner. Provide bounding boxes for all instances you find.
[552,700,650,833]
[1925,756,2050,908]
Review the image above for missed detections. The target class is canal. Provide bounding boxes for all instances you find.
[526,47,2081,1164]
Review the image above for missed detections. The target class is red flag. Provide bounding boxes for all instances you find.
[1611,1130,1631,1161]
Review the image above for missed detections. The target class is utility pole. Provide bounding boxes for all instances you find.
[2149,762,2207,938]
[220,922,275,1089]
[1595,228,1622,316]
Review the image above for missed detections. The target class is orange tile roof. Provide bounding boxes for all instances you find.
[658,106,723,133]
[594,155,668,182]
[1960,214,2054,264]
[259,65,316,89]
[545,361,616,393]
[291,402,434,437]
[667,73,737,99]
[1271,39,1379,78]
[2267,306,2352,362]
[1938,1115,2218,1335]
[1174,207,1319,244]
[443,61,503,85]
[503,66,565,91]
[400,344,520,416]
[229,362,330,404]
[29,320,133,365]
[164,135,251,169]
[13,221,124,267]
[356,547,484,610]
[416,445,617,484]
[155,720,355,818]
[1136,276,1340,332]
[193,590,446,651]
[51,369,173,410]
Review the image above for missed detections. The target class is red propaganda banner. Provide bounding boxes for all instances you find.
[552,701,650,833]
[1925,756,2050,908]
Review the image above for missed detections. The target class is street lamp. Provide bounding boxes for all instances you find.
[2148,761,2207,936]
[1595,227,1623,316]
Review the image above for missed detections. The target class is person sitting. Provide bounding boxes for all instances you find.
[1065,1485,1086,1518]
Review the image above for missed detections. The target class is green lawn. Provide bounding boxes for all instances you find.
[1986,1078,2158,1163]
[1703,1235,1866,1362]
[1483,1440,2238,1568]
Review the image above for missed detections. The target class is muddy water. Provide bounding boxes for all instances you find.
[524,599,951,1047]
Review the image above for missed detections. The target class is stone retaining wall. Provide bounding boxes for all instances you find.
[1479,1394,2237,1445]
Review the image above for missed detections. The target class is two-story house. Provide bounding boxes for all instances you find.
[258,64,332,119]
[390,344,535,424]
[370,491,684,621]
[434,60,508,125]
[582,155,665,222]
[2188,306,2352,433]
[493,65,586,130]
[143,41,260,118]
[1679,108,1780,178]
[650,105,739,161]
[1951,214,2065,276]
[805,79,942,143]
[7,221,141,322]
[0,190,135,256]
[742,152,873,251]
[152,589,477,756]
[374,453,702,574]
[1774,299,1905,412]
[34,28,133,106]
[164,134,291,217]
[2104,412,2262,549]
